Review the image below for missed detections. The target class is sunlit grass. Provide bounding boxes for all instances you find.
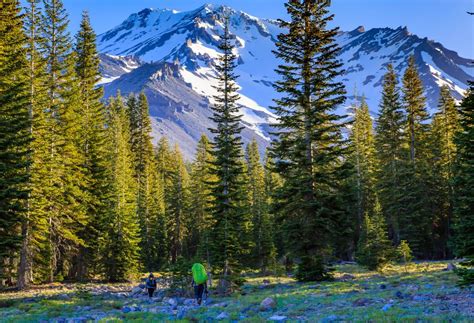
[0,260,470,322]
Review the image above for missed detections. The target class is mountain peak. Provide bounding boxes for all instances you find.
[138,8,153,15]
[98,4,473,159]
[348,25,365,37]
[396,25,411,36]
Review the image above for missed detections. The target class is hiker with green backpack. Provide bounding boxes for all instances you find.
[191,263,208,305]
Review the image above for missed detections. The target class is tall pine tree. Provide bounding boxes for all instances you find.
[208,16,247,290]
[451,82,474,285]
[429,86,460,257]
[375,64,405,244]
[246,139,276,273]
[102,95,140,282]
[18,0,47,288]
[155,137,174,267]
[127,93,160,271]
[72,10,109,280]
[400,56,431,257]
[188,135,215,261]
[349,97,377,242]
[36,0,88,281]
[0,0,31,286]
[271,0,347,281]
[166,144,189,264]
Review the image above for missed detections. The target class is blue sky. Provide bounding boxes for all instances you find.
[43,0,474,57]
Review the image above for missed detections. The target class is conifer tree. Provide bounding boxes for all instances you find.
[37,0,88,282]
[400,56,432,257]
[188,135,215,261]
[403,56,429,165]
[18,0,47,288]
[102,95,140,282]
[356,202,394,270]
[155,137,174,266]
[452,82,474,285]
[349,97,377,239]
[127,93,158,271]
[263,151,284,263]
[374,64,405,244]
[208,16,247,289]
[246,140,276,273]
[0,0,31,285]
[271,0,347,281]
[167,144,189,264]
[72,10,109,280]
[145,166,166,270]
[429,86,460,257]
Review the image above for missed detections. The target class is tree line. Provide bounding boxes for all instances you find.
[0,0,472,289]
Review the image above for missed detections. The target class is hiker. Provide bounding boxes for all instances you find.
[145,273,157,298]
[191,263,208,305]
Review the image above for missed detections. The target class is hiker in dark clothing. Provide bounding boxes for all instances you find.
[145,273,157,298]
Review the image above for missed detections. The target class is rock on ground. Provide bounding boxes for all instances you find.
[260,297,277,311]
[216,312,229,320]
[446,263,457,271]
[269,314,287,321]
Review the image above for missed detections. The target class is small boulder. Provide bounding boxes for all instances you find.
[130,286,143,296]
[380,284,387,290]
[352,298,371,307]
[163,297,178,307]
[269,315,287,321]
[203,297,213,305]
[122,305,141,313]
[183,298,195,306]
[382,304,393,312]
[394,291,404,299]
[57,294,71,301]
[263,279,271,285]
[340,274,356,281]
[446,263,457,271]
[211,301,229,308]
[260,297,277,311]
[216,312,229,320]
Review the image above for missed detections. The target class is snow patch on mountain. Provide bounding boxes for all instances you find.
[97,4,473,158]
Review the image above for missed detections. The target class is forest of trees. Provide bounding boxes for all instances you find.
[0,0,472,290]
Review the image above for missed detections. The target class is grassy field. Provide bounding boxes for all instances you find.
[0,261,472,322]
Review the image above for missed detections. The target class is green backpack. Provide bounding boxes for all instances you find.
[192,263,208,285]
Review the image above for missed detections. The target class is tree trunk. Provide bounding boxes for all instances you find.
[18,219,32,289]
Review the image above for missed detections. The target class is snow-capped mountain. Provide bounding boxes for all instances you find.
[97,4,473,159]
